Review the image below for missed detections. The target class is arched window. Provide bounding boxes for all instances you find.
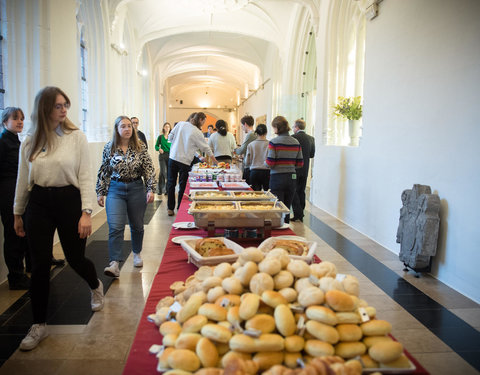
[325,1,366,146]
[79,27,88,132]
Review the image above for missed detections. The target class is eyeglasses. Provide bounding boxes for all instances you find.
[132,121,139,125]
[54,103,71,110]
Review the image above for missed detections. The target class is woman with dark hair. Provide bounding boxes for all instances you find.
[14,87,104,351]
[245,124,270,191]
[155,122,171,195]
[0,107,30,290]
[96,116,156,277]
[208,119,236,163]
[167,112,217,215]
[266,116,303,224]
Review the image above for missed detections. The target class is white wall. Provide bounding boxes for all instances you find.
[312,0,480,302]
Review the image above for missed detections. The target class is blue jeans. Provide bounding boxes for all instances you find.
[106,179,146,262]
[269,172,296,223]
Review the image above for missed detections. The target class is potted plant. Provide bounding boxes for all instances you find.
[332,96,363,145]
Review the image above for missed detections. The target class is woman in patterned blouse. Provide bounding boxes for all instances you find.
[96,116,156,278]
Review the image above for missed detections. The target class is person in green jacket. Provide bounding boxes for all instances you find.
[155,122,171,195]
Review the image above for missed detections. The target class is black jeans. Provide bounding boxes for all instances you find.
[292,173,308,219]
[167,159,191,210]
[25,185,99,323]
[0,178,28,282]
[249,169,270,191]
[269,172,296,224]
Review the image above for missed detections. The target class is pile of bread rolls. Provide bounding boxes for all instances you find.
[148,247,412,375]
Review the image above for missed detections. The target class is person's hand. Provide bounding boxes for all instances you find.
[160,149,164,154]
[199,156,206,162]
[14,215,26,237]
[211,156,218,164]
[78,213,92,239]
[97,196,105,207]
[146,192,154,204]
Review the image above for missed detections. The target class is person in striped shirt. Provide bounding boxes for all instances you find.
[266,116,303,224]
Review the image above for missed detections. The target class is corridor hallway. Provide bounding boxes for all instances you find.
[0,198,478,375]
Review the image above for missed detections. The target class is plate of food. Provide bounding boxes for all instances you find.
[258,237,317,263]
[190,181,219,189]
[180,237,244,267]
[171,235,202,245]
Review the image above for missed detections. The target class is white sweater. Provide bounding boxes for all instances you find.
[169,122,213,166]
[14,129,94,215]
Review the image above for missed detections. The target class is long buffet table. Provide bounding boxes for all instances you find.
[122,186,429,375]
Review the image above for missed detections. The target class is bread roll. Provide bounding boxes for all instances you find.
[278,288,297,303]
[273,270,294,290]
[265,248,290,268]
[234,261,258,286]
[227,305,241,326]
[158,346,175,369]
[336,312,361,324]
[214,263,233,279]
[215,342,230,356]
[304,340,335,357]
[262,290,288,308]
[249,272,274,295]
[368,341,403,363]
[359,354,379,368]
[229,334,256,353]
[310,261,337,278]
[252,351,284,370]
[305,320,339,344]
[245,314,276,334]
[196,337,219,368]
[202,276,223,292]
[335,342,367,359]
[361,320,392,336]
[325,290,355,312]
[221,351,252,368]
[200,324,232,343]
[363,335,393,348]
[380,353,411,369]
[223,357,258,375]
[163,369,192,375]
[258,257,282,275]
[298,287,324,307]
[215,294,241,307]
[305,305,337,326]
[167,349,201,372]
[221,277,243,295]
[239,293,261,320]
[175,333,202,351]
[274,304,296,336]
[284,335,305,352]
[254,334,285,352]
[177,294,204,323]
[318,277,344,293]
[283,352,302,369]
[342,275,359,296]
[287,260,311,278]
[198,303,227,321]
[239,247,264,264]
[336,324,363,342]
[163,333,179,347]
[160,321,182,336]
[194,368,223,375]
[294,277,315,292]
[207,286,226,303]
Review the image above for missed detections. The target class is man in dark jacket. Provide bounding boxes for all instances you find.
[291,119,315,222]
[131,117,148,149]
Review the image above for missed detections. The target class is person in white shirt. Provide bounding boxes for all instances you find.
[13,87,104,351]
[208,119,236,163]
[167,112,217,215]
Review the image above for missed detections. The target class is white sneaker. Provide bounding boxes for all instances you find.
[19,323,48,351]
[133,253,143,267]
[104,261,120,277]
[91,279,104,312]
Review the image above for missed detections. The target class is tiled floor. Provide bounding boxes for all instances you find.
[0,197,479,374]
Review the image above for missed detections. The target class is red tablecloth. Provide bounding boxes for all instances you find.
[122,187,429,374]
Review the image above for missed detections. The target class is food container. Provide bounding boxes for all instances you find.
[229,191,277,201]
[188,200,289,228]
[180,237,244,267]
[257,236,317,264]
[189,190,234,200]
[189,181,219,189]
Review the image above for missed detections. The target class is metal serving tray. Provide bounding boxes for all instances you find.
[188,200,289,228]
[189,190,235,200]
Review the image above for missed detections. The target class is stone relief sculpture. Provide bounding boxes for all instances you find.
[396,184,440,272]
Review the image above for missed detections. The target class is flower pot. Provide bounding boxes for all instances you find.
[348,120,361,146]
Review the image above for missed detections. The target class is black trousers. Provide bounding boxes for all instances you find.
[269,172,296,224]
[25,185,99,323]
[292,173,308,219]
[167,159,191,210]
[0,178,29,282]
[243,168,251,185]
[249,169,270,191]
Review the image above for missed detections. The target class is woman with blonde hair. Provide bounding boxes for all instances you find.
[14,86,104,351]
[96,116,156,277]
